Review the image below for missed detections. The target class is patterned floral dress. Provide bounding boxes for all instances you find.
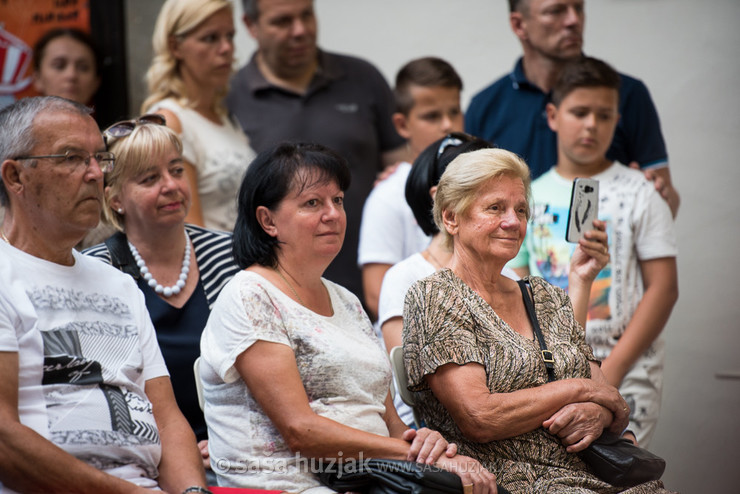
[403,269,674,493]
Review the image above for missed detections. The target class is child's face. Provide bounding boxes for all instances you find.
[395,85,464,158]
[547,86,619,169]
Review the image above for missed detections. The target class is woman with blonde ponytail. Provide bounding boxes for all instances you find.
[144,0,255,232]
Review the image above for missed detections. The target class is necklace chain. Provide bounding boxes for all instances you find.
[0,228,9,244]
[128,231,190,298]
[275,266,306,307]
[426,247,444,270]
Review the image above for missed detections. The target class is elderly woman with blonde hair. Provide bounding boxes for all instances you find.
[402,148,674,492]
[143,0,255,232]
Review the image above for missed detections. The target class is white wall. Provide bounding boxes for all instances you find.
[132,1,740,491]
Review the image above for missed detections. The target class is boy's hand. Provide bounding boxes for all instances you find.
[374,161,401,186]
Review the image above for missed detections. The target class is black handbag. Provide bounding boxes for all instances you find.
[578,431,666,487]
[517,280,666,487]
[318,458,464,494]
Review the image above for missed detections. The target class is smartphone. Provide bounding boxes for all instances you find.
[565,178,599,243]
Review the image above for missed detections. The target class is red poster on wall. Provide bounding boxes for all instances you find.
[0,0,90,107]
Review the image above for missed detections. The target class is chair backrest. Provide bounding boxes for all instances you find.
[194,356,205,411]
[389,346,422,428]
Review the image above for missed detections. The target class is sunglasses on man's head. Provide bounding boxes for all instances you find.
[103,114,167,146]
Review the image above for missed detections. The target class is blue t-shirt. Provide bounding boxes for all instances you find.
[465,58,668,180]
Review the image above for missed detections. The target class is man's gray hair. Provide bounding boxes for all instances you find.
[0,96,92,206]
[242,0,259,21]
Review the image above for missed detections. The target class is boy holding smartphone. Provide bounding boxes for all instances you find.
[508,56,678,448]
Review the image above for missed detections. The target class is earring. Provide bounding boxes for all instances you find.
[117,208,124,214]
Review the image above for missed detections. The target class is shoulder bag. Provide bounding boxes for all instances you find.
[517,279,666,487]
[105,231,140,278]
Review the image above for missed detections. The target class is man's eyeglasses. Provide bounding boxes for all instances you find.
[14,150,115,174]
[104,114,167,145]
[436,132,477,158]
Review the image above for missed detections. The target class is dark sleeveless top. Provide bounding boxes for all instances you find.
[140,279,209,440]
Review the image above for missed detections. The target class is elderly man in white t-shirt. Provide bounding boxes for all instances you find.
[0,96,209,494]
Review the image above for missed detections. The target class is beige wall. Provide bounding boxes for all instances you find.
[126,1,740,491]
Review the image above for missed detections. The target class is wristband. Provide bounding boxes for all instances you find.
[182,487,213,494]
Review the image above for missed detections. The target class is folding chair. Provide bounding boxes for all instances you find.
[389,346,422,428]
[193,356,205,411]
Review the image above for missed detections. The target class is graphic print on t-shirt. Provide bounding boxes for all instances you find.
[528,203,613,322]
[31,284,160,475]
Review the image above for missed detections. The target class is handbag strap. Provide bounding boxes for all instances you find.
[104,231,140,279]
[517,279,556,382]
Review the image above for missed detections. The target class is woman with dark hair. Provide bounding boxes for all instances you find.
[32,28,101,107]
[199,142,498,493]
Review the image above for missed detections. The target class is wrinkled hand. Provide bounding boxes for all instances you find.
[198,439,210,469]
[403,427,457,464]
[570,219,609,283]
[584,379,631,434]
[435,454,498,494]
[543,402,610,453]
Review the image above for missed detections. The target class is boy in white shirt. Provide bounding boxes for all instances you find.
[358,57,464,320]
[509,56,678,448]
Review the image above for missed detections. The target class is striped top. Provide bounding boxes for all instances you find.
[83,224,240,310]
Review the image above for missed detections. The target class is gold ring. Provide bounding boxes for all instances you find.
[463,484,474,494]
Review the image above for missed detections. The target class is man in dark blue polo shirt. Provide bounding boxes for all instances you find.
[466,0,679,216]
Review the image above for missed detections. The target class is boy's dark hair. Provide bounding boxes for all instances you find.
[394,57,463,115]
[551,56,621,106]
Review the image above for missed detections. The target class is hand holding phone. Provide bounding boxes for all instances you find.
[566,178,599,243]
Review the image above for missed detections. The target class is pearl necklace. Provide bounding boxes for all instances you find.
[128,232,190,297]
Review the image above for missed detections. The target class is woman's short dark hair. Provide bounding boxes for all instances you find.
[33,28,102,75]
[405,133,493,236]
[232,142,351,269]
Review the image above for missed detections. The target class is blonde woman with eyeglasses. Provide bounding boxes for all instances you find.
[142,0,255,232]
[84,117,240,476]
